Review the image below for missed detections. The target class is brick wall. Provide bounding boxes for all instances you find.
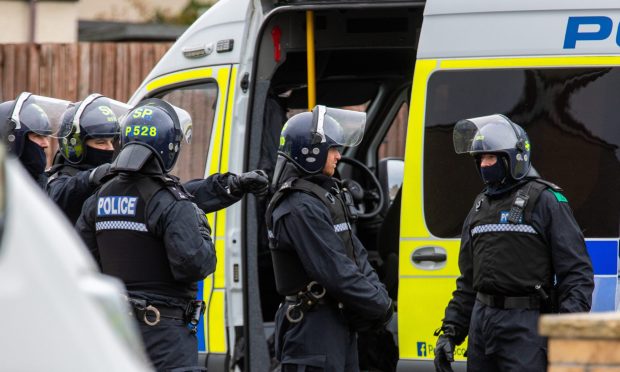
[540,312,620,372]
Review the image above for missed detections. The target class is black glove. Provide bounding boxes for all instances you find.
[227,170,269,197]
[193,204,212,240]
[434,325,456,372]
[89,163,112,187]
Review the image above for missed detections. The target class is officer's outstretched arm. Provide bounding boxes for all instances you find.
[184,173,240,213]
[536,191,594,313]
[185,170,269,213]
[281,197,390,320]
[75,194,102,267]
[159,200,216,282]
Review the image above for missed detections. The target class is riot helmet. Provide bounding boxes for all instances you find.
[278,105,366,174]
[59,94,130,165]
[453,114,532,180]
[119,98,192,172]
[0,92,71,156]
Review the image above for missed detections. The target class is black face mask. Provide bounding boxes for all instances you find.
[480,159,506,186]
[83,145,114,167]
[19,137,47,180]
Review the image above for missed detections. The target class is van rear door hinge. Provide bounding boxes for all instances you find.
[240,73,250,93]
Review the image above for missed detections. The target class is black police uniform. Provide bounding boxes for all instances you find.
[268,172,392,372]
[76,156,215,371]
[47,157,100,225]
[442,178,594,371]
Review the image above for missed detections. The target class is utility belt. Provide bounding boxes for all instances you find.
[283,281,331,323]
[476,292,541,310]
[127,298,205,334]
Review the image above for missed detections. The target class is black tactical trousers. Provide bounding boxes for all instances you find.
[274,302,359,372]
[139,317,204,372]
[467,300,547,372]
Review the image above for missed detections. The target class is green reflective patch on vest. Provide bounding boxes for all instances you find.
[549,189,568,203]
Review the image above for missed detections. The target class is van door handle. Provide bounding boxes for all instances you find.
[410,246,447,270]
[412,251,447,263]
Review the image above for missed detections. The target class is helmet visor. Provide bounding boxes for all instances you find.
[13,93,72,138]
[315,106,366,147]
[74,95,130,137]
[453,115,519,154]
[173,106,192,144]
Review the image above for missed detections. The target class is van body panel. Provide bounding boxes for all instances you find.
[400,59,435,239]
[128,0,251,105]
[588,240,619,311]
[204,65,236,356]
[398,240,466,359]
[399,57,468,363]
[424,0,620,15]
[420,5,620,59]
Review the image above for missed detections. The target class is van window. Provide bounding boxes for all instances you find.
[423,68,620,238]
[157,83,218,181]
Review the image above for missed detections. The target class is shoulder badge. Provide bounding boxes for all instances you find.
[549,189,568,203]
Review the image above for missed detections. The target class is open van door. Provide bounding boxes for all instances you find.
[128,0,266,369]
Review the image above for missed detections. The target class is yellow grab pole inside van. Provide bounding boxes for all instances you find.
[306,10,316,110]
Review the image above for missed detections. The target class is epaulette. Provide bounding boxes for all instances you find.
[531,178,563,192]
[151,174,190,201]
[532,178,567,203]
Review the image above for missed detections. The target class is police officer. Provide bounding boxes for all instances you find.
[0,92,71,187]
[433,114,594,372]
[76,98,215,371]
[267,105,393,372]
[47,94,131,224]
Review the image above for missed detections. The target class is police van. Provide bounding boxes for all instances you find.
[129,0,620,370]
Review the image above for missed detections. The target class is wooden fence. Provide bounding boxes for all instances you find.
[0,42,173,169]
[0,42,172,103]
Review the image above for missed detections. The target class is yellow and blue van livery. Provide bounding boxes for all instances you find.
[130,0,620,371]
